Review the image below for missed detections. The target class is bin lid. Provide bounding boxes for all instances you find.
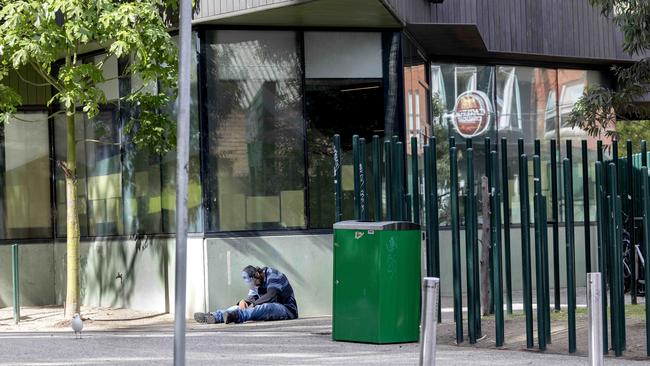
[333,220,421,231]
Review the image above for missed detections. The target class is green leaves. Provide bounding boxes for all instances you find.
[0,0,178,153]
[570,1,650,136]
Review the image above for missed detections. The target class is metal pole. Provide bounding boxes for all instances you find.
[334,135,343,223]
[595,161,609,354]
[359,138,368,221]
[174,0,192,363]
[642,140,648,167]
[485,137,494,314]
[424,144,433,276]
[500,139,512,314]
[588,272,604,366]
[353,135,360,220]
[564,158,577,353]
[12,244,19,324]
[384,140,393,221]
[541,198,551,342]
[550,139,561,311]
[419,277,440,366]
[450,146,463,344]
[641,166,650,356]
[431,137,441,323]
[466,146,476,344]
[490,151,504,347]
[626,140,636,304]
[582,140,592,273]
[372,136,381,222]
[533,155,546,350]
[396,142,406,221]
[411,136,420,224]
[519,153,534,348]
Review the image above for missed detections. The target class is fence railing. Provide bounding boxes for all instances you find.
[333,133,650,357]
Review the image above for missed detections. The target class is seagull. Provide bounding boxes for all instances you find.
[71,313,83,339]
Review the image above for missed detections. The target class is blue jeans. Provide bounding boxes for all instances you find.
[211,305,239,323]
[234,303,296,323]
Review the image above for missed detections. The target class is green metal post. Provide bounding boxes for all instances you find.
[411,136,420,224]
[485,137,494,314]
[642,166,650,356]
[450,146,463,344]
[395,141,405,221]
[541,198,551,342]
[431,137,441,323]
[614,170,626,355]
[12,244,19,324]
[353,135,360,220]
[626,140,637,304]
[595,161,609,354]
[550,139,561,311]
[372,136,381,221]
[641,140,648,166]
[392,136,400,220]
[500,138,513,314]
[533,155,547,350]
[384,140,393,221]
[333,135,343,223]
[491,151,504,347]
[466,146,477,344]
[424,144,433,276]
[564,158,577,353]
[359,138,368,221]
[582,140,592,273]
[519,153,534,349]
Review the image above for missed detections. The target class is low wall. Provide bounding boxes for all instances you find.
[0,226,598,317]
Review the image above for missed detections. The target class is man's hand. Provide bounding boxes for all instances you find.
[238,300,249,309]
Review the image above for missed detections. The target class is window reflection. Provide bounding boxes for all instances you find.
[2,113,52,239]
[204,30,306,231]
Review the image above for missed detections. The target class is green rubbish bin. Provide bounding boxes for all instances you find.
[332,220,422,344]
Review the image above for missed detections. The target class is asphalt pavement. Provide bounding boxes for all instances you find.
[0,317,647,365]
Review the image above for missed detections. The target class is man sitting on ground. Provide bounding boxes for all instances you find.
[194,265,298,324]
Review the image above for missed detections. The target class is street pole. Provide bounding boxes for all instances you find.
[174,0,192,364]
[419,277,440,366]
[588,272,603,366]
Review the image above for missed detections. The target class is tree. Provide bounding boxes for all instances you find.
[568,0,650,136]
[0,0,178,319]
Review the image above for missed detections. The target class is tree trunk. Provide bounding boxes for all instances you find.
[64,109,81,319]
[480,176,491,316]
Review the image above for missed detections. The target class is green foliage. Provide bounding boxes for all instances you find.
[614,120,650,155]
[568,0,650,137]
[0,0,178,153]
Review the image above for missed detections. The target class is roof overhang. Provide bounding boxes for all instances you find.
[194,0,402,28]
[406,22,637,67]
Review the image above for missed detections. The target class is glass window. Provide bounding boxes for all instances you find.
[55,114,89,237]
[2,112,52,239]
[204,30,305,231]
[496,66,558,224]
[430,63,495,225]
[305,31,385,228]
[558,69,607,222]
[85,107,123,236]
[160,34,202,233]
[404,37,430,222]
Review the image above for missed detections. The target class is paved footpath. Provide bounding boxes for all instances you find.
[0,317,646,365]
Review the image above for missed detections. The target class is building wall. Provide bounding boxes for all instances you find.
[1,227,598,315]
[205,234,333,317]
[385,0,635,62]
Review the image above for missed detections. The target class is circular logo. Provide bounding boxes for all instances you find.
[452,91,492,138]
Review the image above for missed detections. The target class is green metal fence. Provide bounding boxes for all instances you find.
[333,134,650,357]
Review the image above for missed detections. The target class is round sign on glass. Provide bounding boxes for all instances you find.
[452,90,493,138]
